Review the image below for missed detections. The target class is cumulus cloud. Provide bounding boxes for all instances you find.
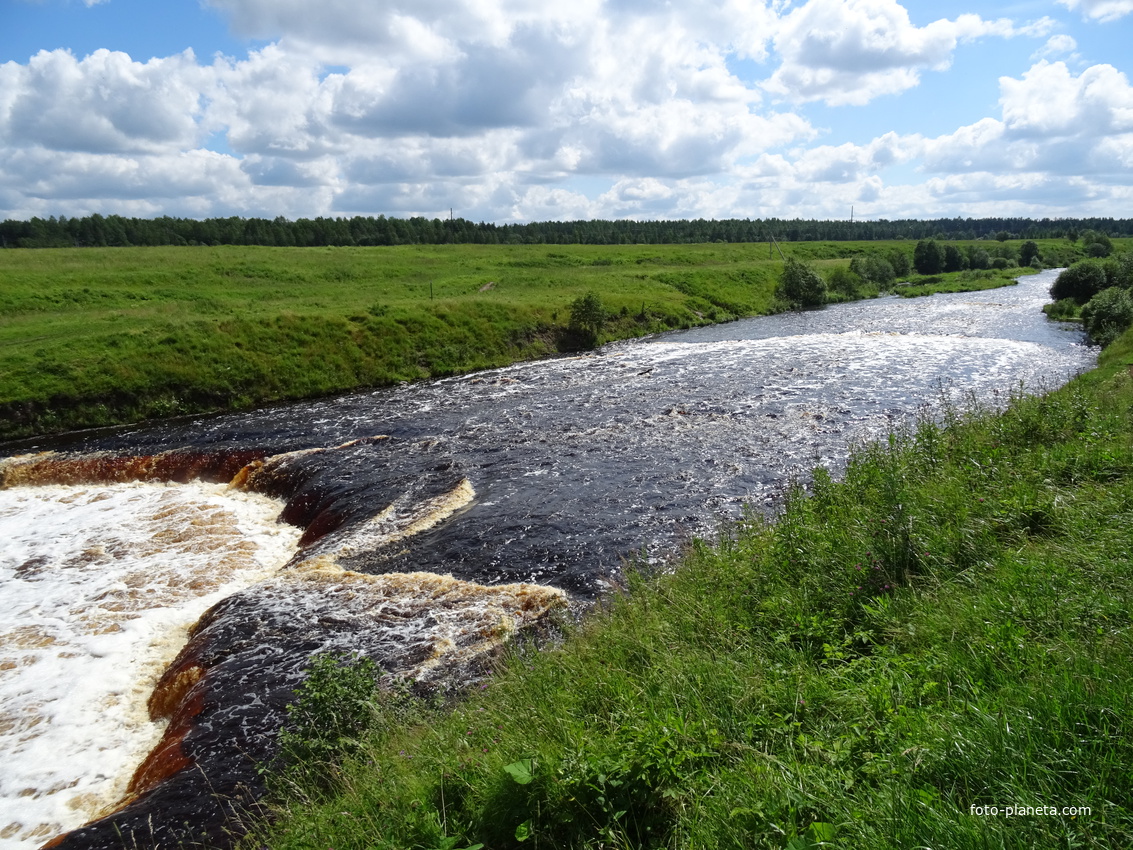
[0,0,1129,221]
[1000,61,1133,138]
[921,61,1133,180]
[792,133,919,183]
[1056,0,1133,22]
[764,0,1053,105]
[0,49,206,154]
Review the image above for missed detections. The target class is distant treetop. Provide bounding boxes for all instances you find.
[1,213,1130,249]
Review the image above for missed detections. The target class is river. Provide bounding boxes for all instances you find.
[0,269,1092,849]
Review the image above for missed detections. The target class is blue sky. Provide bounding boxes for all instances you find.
[1,0,1131,222]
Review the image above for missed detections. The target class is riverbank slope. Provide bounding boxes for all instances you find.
[248,326,1133,849]
[0,241,1053,441]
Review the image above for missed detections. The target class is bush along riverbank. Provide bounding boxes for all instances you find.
[1045,250,1133,346]
[245,329,1133,849]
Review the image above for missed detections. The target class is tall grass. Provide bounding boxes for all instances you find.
[247,346,1133,849]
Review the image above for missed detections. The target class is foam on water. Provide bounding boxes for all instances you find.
[0,482,301,849]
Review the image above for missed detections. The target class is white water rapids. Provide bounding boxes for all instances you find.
[0,483,301,849]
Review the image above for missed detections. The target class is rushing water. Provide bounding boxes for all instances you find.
[0,483,301,848]
[0,270,1093,849]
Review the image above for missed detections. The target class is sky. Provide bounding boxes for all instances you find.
[1,0,1131,224]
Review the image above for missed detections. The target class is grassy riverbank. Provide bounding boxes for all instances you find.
[0,239,1086,441]
[247,330,1133,849]
[892,267,1031,297]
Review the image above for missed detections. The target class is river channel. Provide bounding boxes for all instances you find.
[0,269,1093,848]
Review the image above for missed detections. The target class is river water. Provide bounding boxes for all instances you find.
[0,270,1093,848]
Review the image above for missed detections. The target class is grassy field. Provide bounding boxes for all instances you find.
[247,326,1133,850]
[0,242,782,440]
[0,238,1111,441]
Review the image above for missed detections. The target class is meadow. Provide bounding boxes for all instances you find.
[0,239,1081,441]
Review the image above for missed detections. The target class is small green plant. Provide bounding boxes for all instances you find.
[1043,298,1080,321]
[427,838,484,850]
[276,651,379,791]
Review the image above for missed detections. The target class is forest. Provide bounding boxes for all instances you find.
[2,213,1132,249]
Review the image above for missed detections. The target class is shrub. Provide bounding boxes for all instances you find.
[943,244,968,272]
[1082,286,1133,347]
[1020,240,1042,267]
[1043,298,1080,322]
[887,248,911,276]
[777,258,827,308]
[1103,253,1133,289]
[826,266,864,298]
[913,239,945,275]
[966,246,991,270]
[849,255,895,286]
[1082,230,1113,258]
[569,292,606,337]
[1050,260,1109,304]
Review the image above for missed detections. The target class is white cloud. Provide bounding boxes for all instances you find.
[1000,61,1133,138]
[0,1,1129,222]
[1031,34,1078,61]
[0,49,206,154]
[1056,0,1133,22]
[920,62,1133,182]
[792,132,918,183]
[764,0,1053,105]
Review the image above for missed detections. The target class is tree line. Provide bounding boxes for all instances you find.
[2,213,1132,249]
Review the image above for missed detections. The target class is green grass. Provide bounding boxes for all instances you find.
[892,267,1032,297]
[245,325,1133,849]
[0,243,791,439]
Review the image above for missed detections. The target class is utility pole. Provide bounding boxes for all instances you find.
[769,234,787,261]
